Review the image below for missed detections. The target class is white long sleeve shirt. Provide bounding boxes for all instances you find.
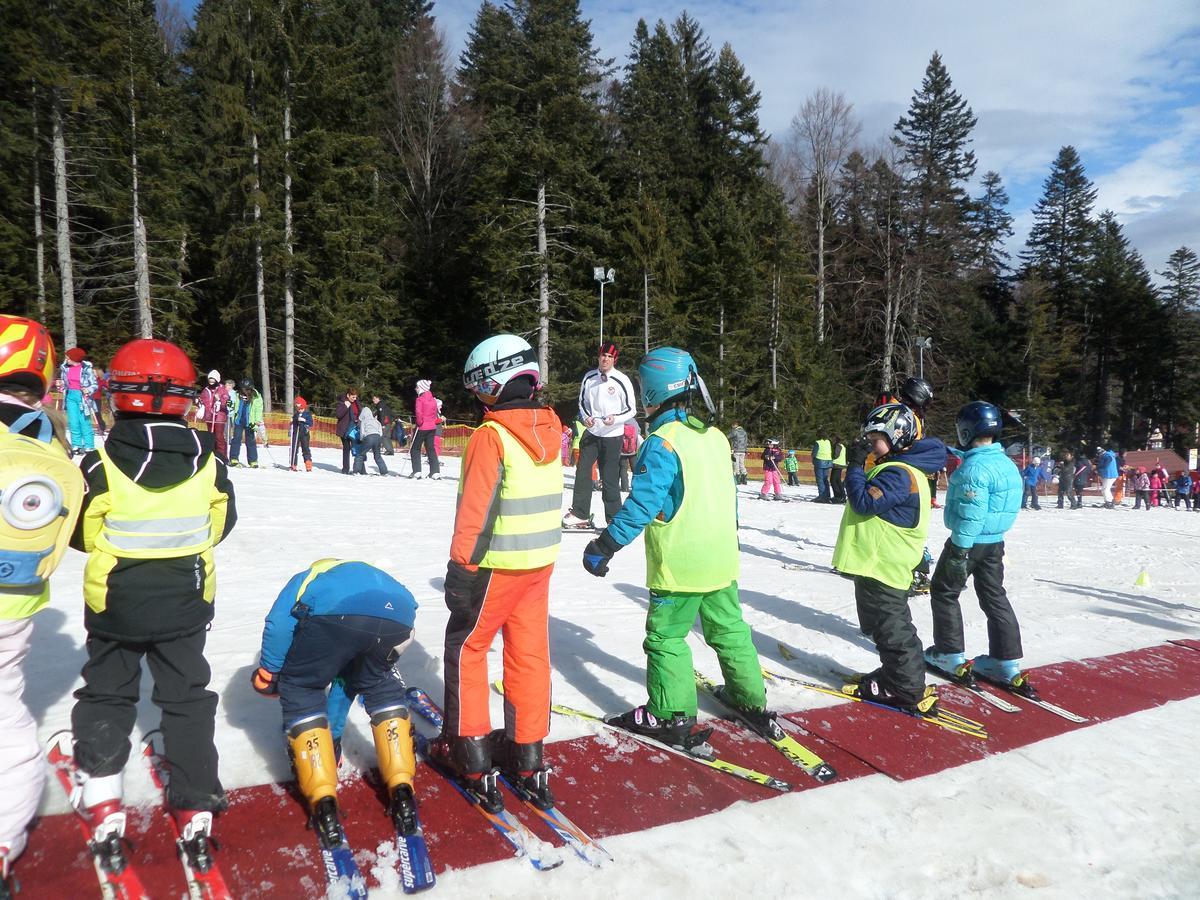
[577,368,637,438]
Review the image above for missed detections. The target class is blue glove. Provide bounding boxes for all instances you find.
[583,532,619,577]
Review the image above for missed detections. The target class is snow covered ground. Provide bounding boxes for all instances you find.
[28,446,1200,898]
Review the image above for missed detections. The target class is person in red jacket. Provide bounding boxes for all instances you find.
[431,335,562,813]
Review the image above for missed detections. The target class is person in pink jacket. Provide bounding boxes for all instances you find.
[195,370,231,462]
[410,379,441,479]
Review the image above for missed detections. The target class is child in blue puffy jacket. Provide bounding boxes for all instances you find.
[925,402,1027,688]
[1021,457,1044,510]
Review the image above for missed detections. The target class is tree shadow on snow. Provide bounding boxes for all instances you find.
[1035,578,1200,633]
[738,541,838,574]
[738,522,835,549]
[548,613,647,713]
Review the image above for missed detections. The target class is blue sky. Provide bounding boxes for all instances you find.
[180,0,1200,277]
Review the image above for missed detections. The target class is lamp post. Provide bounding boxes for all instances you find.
[914,336,932,379]
[594,266,615,344]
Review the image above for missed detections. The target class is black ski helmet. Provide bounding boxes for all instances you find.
[861,403,919,452]
[900,376,934,412]
[238,377,254,392]
[955,401,1003,448]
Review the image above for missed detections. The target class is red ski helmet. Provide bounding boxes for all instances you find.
[294,396,308,411]
[0,315,56,393]
[108,339,198,416]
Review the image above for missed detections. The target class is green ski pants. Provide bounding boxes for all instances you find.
[644,580,766,718]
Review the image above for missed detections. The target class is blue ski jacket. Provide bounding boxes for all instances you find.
[605,407,690,548]
[257,559,418,673]
[944,442,1022,548]
[844,437,946,529]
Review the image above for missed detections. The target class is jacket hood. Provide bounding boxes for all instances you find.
[484,405,563,464]
[105,415,214,488]
[890,436,948,476]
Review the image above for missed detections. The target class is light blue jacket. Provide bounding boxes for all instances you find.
[1097,450,1119,479]
[944,442,1022,548]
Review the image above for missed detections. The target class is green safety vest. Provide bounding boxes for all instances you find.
[832,443,847,467]
[473,421,563,570]
[93,447,216,560]
[831,460,930,590]
[645,417,739,593]
[814,439,832,462]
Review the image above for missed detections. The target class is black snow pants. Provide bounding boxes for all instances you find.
[571,431,623,524]
[853,575,925,706]
[928,539,1022,660]
[72,629,225,811]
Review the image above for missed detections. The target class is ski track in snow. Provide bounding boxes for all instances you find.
[29,448,1200,897]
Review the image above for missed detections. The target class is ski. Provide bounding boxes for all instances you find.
[45,731,150,900]
[382,790,436,894]
[514,684,792,793]
[139,731,232,900]
[924,663,1022,713]
[404,688,563,871]
[317,839,369,900]
[761,668,989,740]
[970,670,1087,723]
[693,670,837,783]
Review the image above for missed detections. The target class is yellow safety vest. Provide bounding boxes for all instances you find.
[832,443,847,467]
[473,421,563,570]
[814,439,832,462]
[0,429,84,619]
[831,461,929,590]
[93,447,217,560]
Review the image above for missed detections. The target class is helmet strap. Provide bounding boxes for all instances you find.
[694,373,717,423]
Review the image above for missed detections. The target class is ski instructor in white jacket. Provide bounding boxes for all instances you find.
[563,342,637,529]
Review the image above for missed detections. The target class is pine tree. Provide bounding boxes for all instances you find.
[1157,246,1200,444]
[1021,145,1097,317]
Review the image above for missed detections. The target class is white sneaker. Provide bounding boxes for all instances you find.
[562,511,593,529]
[430,472,442,480]
[410,471,425,479]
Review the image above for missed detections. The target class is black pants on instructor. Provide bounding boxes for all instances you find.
[929,538,1022,659]
[71,629,225,811]
[571,431,622,524]
[853,575,925,706]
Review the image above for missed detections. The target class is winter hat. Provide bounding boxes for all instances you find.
[416,379,431,394]
[1033,456,1041,465]
[294,396,308,411]
[208,369,220,382]
[436,398,443,411]
[65,347,86,363]
[787,449,796,456]
[599,341,619,360]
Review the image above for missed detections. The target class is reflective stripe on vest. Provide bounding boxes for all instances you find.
[474,421,563,570]
[645,417,739,593]
[94,446,216,559]
[814,439,832,461]
[831,460,930,590]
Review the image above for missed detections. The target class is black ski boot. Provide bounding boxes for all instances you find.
[427,735,504,814]
[847,670,939,717]
[606,706,713,750]
[311,796,345,850]
[491,732,554,810]
[389,783,419,836]
[712,685,786,741]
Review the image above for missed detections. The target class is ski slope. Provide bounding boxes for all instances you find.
[26,447,1200,898]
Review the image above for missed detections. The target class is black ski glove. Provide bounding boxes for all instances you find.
[847,437,873,470]
[583,531,621,577]
[444,560,480,613]
[941,543,971,588]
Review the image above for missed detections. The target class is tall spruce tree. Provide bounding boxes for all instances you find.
[1021,145,1097,317]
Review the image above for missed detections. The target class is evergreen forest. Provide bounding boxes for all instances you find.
[2,0,1198,451]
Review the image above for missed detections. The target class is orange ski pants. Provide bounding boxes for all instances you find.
[442,565,552,744]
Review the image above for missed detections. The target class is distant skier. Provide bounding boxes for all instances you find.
[289,396,313,472]
[1096,446,1119,509]
[760,438,784,500]
[250,560,419,846]
[432,334,562,811]
[784,449,800,487]
[924,401,1025,690]
[196,371,231,462]
[67,339,236,872]
[832,402,946,714]
[581,347,770,747]
[728,422,749,484]
[1021,456,1044,510]
[229,377,264,468]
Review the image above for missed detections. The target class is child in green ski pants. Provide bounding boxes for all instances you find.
[582,347,766,746]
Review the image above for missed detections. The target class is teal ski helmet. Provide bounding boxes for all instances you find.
[637,347,715,415]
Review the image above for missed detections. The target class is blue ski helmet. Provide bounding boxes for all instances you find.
[955,401,1004,447]
[638,347,698,408]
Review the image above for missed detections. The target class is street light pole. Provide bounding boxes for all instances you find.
[915,336,932,379]
[593,266,615,345]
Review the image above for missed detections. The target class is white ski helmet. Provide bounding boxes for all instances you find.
[463,334,541,405]
[207,369,220,382]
